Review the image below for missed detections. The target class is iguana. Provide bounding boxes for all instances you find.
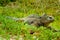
[6,14,58,32]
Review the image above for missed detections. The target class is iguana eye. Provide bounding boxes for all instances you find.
[47,16,54,21]
[49,16,52,19]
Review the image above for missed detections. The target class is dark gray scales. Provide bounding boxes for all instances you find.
[23,14,54,27]
[6,14,54,27]
[6,14,60,32]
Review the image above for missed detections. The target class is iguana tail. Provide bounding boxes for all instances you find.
[6,16,25,22]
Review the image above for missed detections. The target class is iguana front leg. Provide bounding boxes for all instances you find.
[46,26,59,32]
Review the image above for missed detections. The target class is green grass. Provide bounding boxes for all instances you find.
[0,0,60,40]
[0,8,60,40]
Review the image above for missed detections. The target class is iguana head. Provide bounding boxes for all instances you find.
[40,13,54,26]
